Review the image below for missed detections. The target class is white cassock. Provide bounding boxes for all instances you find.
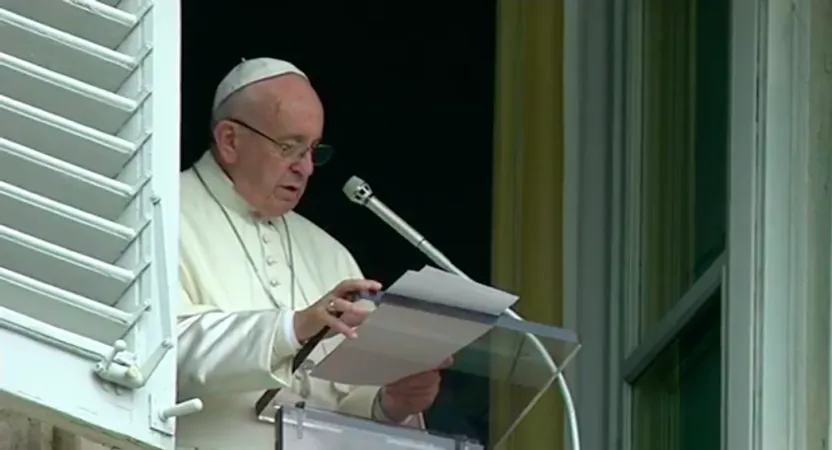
[174,152,422,450]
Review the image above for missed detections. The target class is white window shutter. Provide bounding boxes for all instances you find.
[0,1,193,449]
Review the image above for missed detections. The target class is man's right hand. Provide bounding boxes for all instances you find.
[293,279,382,343]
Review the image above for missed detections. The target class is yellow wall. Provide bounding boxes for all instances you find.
[490,0,565,448]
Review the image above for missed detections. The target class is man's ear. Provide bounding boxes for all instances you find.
[212,121,239,164]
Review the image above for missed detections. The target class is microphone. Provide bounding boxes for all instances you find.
[342,175,540,326]
[342,175,581,450]
[342,176,463,275]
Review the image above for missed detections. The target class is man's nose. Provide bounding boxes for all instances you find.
[290,151,314,176]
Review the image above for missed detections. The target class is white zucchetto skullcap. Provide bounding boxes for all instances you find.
[212,57,307,112]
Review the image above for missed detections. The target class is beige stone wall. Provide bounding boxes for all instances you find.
[0,410,58,450]
[0,410,110,450]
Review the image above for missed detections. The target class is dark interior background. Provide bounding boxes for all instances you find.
[180,1,497,443]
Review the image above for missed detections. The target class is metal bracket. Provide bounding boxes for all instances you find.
[454,435,479,450]
[291,402,307,440]
[148,395,173,436]
[92,321,173,390]
[92,198,176,390]
[94,340,145,389]
[139,337,174,379]
[149,395,203,436]
[123,302,152,334]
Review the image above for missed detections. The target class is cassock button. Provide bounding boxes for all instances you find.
[269,279,279,287]
[262,235,270,244]
[266,256,276,265]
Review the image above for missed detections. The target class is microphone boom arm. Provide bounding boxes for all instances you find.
[368,201,465,275]
[343,176,581,450]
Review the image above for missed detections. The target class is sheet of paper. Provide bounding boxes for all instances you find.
[310,268,519,386]
[389,265,517,315]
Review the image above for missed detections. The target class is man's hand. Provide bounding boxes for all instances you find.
[323,300,372,339]
[293,279,382,343]
[379,358,453,423]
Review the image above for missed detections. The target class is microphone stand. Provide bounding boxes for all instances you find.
[344,177,581,450]
[411,244,580,450]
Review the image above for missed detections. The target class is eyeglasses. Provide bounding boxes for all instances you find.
[227,118,334,167]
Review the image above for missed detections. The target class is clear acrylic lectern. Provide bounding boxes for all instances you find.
[258,290,580,450]
[272,403,483,450]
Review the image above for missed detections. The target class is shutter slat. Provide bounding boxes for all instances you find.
[0,52,137,133]
[0,9,136,91]
[0,95,136,177]
[0,267,133,344]
[0,182,137,263]
[0,225,135,305]
[0,306,113,361]
[0,138,136,220]
[1,0,138,50]
[97,0,124,8]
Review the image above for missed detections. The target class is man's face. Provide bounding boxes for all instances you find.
[214,76,324,218]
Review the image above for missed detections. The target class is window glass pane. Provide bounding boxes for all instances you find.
[631,0,730,341]
[632,293,721,450]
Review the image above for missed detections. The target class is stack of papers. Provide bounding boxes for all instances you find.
[310,266,518,385]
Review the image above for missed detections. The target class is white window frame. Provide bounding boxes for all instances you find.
[566,0,727,448]
[726,2,832,450]
[566,0,832,449]
[615,0,729,387]
[563,0,621,449]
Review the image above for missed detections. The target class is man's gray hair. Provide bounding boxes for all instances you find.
[210,91,242,130]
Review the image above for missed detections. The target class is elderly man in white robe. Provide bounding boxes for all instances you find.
[175,58,446,450]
